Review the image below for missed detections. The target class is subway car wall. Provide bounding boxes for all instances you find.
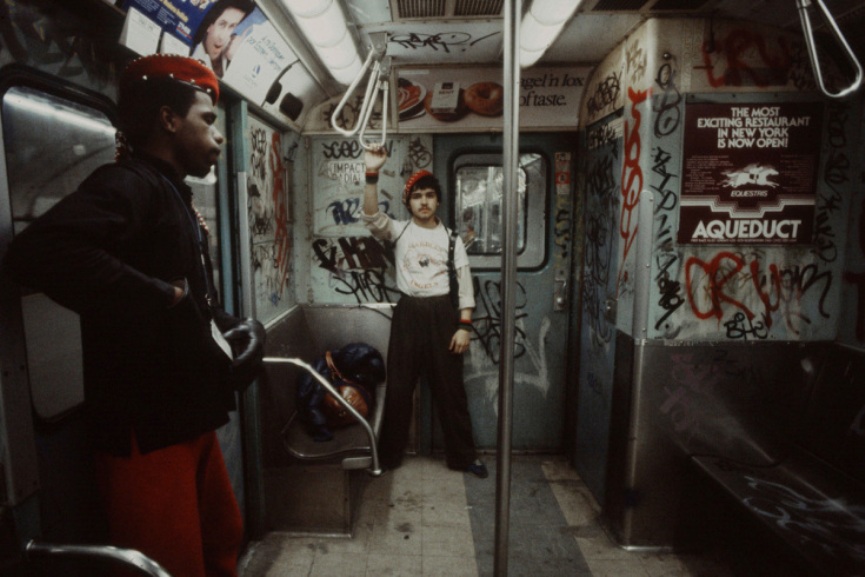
[573,16,865,548]
[0,0,863,571]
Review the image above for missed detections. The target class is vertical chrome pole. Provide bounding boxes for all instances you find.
[494,0,520,575]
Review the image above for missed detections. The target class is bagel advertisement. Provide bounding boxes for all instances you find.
[396,66,589,131]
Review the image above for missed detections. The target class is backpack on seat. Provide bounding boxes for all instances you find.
[296,342,385,442]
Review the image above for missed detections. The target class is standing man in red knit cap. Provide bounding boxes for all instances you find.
[361,146,487,479]
[3,54,265,577]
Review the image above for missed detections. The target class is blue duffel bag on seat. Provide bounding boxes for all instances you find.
[296,342,385,442]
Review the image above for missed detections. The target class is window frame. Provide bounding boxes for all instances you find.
[450,151,549,271]
[0,65,117,423]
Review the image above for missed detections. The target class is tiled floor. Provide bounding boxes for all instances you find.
[239,455,737,577]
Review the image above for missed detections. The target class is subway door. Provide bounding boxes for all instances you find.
[430,133,576,452]
[0,72,118,553]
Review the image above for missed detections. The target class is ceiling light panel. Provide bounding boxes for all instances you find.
[394,0,447,19]
[392,0,503,19]
[455,0,504,16]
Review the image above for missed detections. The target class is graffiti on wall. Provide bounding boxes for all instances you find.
[310,235,400,304]
[322,93,372,135]
[462,273,555,427]
[586,70,622,122]
[649,55,684,340]
[695,25,813,92]
[619,86,648,300]
[465,313,552,420]
[647,26,850,341]
[583,114,622,347]
[248,118,293,323]
[670,102,850,340]
[471,277,529,364]
[309,136,428,303]
[311,138,409,237]
[578,18,853,344]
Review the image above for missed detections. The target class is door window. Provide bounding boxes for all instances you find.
[453,152,547,269]
[2,84,116,421]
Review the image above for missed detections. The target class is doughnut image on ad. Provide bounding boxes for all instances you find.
[464,82,504,116]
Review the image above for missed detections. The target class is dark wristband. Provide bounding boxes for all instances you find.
[365,171,379,184]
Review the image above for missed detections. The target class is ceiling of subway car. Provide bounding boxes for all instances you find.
[334,0,865,69]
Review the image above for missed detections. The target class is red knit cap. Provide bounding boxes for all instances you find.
[403,170,434,203]
[121,54,219,104]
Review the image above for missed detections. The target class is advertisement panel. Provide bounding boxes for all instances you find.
[396,67,589,131]
[120,1,317,123]
[310,66,589,133]
[122,0,213,49]
[678,101,823,245]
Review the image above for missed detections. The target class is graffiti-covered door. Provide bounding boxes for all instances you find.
[432,133,576,452]
[575,111,623,501]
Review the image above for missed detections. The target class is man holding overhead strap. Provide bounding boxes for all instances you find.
[361,145,487,479]
[3,55,264,577]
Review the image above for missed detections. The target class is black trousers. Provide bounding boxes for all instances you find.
[379,294,478,470]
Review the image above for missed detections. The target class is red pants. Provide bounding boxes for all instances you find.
[94,431,243,577]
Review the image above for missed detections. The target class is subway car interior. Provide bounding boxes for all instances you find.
[1,0,865,575]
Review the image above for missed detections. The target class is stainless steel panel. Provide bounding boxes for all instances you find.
[260,305,393,535]
[603,334,827,548]
[260,304,393,467]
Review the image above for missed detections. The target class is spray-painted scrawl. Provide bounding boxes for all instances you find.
[247,116,293,324]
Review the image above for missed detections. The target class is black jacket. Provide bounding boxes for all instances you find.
[4,155,241,456]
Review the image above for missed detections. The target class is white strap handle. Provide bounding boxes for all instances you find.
[797,0,862,99]
[330,50,379,137]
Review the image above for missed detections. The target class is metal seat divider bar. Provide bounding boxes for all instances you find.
[262,356,382,476]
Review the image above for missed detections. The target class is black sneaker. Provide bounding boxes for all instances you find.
[466,460,488,479]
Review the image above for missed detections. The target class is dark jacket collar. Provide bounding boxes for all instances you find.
[132,153,191,199]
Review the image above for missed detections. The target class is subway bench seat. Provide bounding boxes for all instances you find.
[691,452,865,576]
[683,344,865,577]
[259,304,392,536]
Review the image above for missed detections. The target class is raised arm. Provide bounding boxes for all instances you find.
[363,145,387,216]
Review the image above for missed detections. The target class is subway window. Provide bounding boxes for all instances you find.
[1,83,117,421]
[455,165,527,255]
[453,152,547,270]
[5,86,116,232]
